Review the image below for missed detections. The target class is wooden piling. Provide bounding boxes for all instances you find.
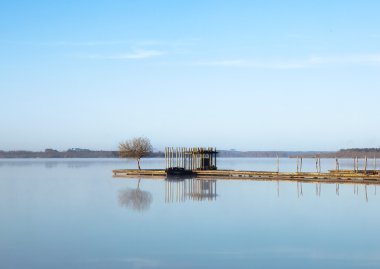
[276,154,279,173]
[375,155,377,171]
[297,156,299,173]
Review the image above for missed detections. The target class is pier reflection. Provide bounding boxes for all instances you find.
[118,179,153,211]
[282,180,378,202]
[165,178,217,203]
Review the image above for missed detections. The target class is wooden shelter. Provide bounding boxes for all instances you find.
[165,147,218,171]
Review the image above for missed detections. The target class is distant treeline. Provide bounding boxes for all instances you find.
[339,148,380,153]
[217,150,328,158]
[0,148,330,158]
[297,148,380,158]
[1,148,378,159]
[0,148,163,159]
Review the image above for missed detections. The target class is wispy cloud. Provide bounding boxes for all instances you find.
[114,49,164,59]
[0,39,196,49]
[207,246,380,263]
[308,54,380,65]
[0,40,134,47]
[117,257,162,268]
[80,49,164,60]
[194,54,380,69]
[87,257,162,269]
[195,59,305,69]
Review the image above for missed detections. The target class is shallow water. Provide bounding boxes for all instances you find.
[0,158,379,269]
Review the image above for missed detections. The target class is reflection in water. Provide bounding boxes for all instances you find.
[297,182,303,198]
[336,184,340,196]
[277,181,280,197]
[284,181,377,202]
[165,178,217,203]
[45,162,59,169]
[118,179,153,211]
[316,183,322,197]
[354,184,358,195]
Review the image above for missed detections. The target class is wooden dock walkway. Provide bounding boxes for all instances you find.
[113,169,380,185]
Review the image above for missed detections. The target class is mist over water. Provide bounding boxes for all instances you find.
[0,158,379,269]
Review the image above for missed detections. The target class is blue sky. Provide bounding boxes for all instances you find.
[1,0,380,151]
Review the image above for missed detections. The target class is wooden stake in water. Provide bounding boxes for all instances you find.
[355,156,358,173]
[364,156,368,174]
[300,157,303,172]
[374,154,377,171]
[336,158,340,171]
[296,156,299,173]
[276,155,279,173]
[315,157,318,173]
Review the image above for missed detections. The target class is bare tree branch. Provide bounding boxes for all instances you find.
[119,137,153,170]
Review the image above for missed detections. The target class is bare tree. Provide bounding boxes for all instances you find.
[119,137,153,170]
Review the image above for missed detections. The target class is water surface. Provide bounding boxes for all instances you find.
[0,158,379,269]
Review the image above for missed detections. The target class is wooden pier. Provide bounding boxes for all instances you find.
[113,147,380,185]
[113,169,380,185]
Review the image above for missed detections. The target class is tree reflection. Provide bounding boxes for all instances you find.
[118,179,152,211]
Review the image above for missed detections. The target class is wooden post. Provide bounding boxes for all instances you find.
[336,158,340,171]
[168,147,170,169]
[176,147,180,167]
[374,154,377,171]
[201,148,203,170]
[176,147,179,168]
[171,147,173,168]
[364,156,368,174]
[171,147,174,168]
[185,148,187,170]
[356,157,359,173]
[315,157,318,173]
[276,155,279,173]
[296,156,299,173]
[183,148,186,170]
[168,147,170,168]
[167,147,169,169]
[179,147,181,168]
[300,157,303,172]
[176,147,179,167]
[165,147,167,169]
[215,147,217,168]
[191,148,193,170]
[165,147,168,169]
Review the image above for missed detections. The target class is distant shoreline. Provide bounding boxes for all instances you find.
[1,148,379,159]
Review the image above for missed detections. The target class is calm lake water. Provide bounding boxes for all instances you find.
[0,158,379,269]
